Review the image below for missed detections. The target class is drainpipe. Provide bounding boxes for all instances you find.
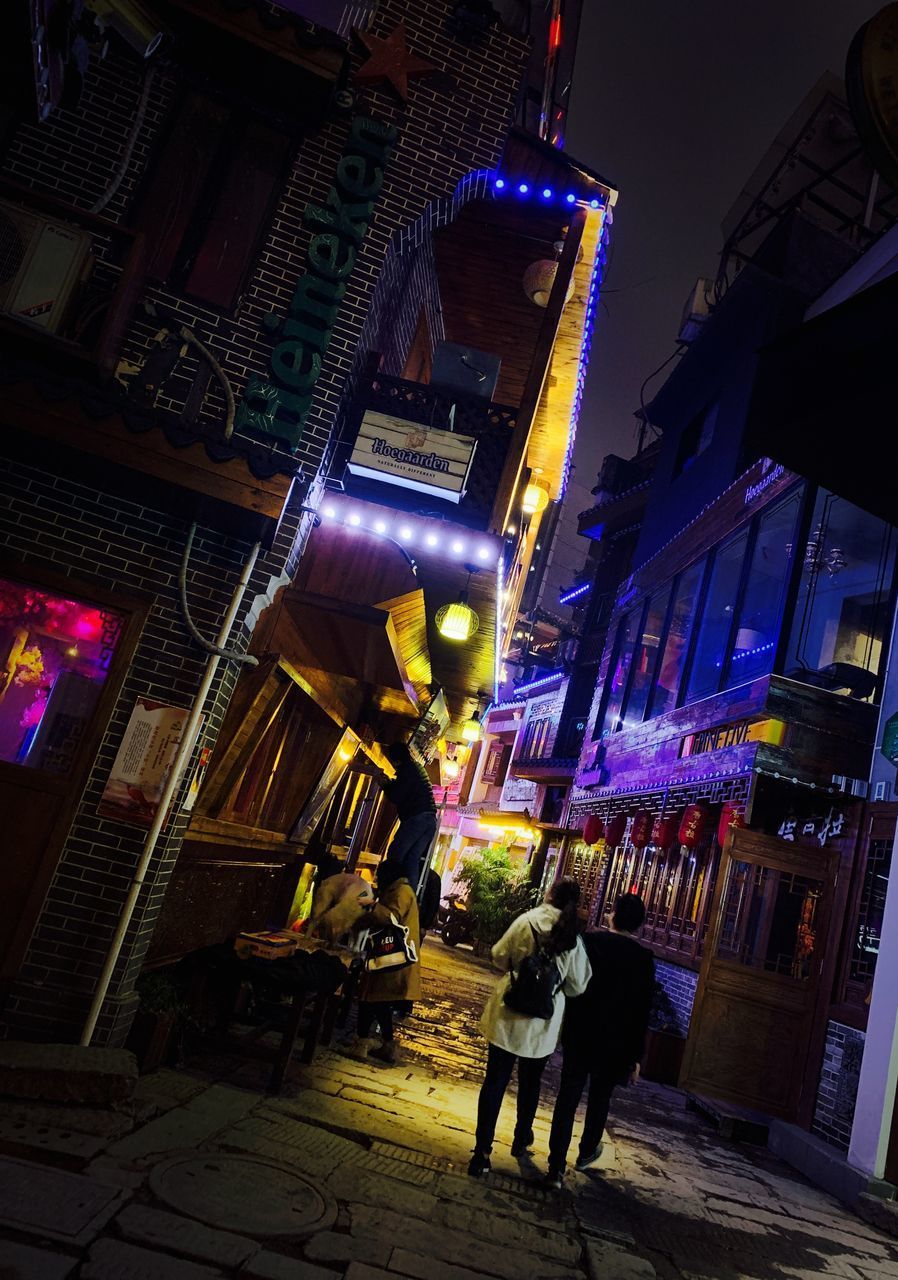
[80,540,262,1046]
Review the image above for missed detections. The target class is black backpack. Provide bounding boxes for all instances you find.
[503,926,561,1019]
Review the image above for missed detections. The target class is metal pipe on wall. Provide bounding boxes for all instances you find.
[80,540,262,1046]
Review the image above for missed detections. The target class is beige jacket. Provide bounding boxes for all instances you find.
[479,903,591,1059]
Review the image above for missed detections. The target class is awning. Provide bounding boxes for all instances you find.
[292,510,500,737]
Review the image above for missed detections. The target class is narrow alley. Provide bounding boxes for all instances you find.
[2,942,898,1280]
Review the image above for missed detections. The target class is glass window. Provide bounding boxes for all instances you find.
[622,586,672,727]
[598,608,642,739]
[785,491,896,701]
[849,836,891,988]
[648,560,705,717]
[684,533,749,704]
[0,579,124,774]
[729,493,801,682]
[716,861,824,980]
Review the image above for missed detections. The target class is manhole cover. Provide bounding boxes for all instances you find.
[149,1153,336,1238]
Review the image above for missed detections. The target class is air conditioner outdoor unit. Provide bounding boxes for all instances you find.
[0,199,91,333]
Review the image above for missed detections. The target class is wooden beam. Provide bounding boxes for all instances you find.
[490,205,587,536]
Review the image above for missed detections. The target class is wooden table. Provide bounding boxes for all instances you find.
[228,936,358,1093]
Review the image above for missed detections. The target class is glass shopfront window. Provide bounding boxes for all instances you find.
[684,533,749,704]
[0,578,124,774]
[648,560,705,718]
[598,609,642,739]
[785,491,895,701]
[622,586,672,727]
[729,493,801,683]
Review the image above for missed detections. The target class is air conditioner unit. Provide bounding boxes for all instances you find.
[874,781,891,802]
[0,200,91,333]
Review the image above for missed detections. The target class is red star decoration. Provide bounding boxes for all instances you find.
[353,22,438,103]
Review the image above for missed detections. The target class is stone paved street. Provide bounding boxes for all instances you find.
[3,942,898,1279]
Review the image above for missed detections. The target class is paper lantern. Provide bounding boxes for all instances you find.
[522,259,575,308]
[678,803,709,850]
[651,813,679,850]
[522,482,550,515]
[630,809,653,850]
[583,814,605,847]
[605,812,627,848]
[436,593,480,642]
[717,801,746,848]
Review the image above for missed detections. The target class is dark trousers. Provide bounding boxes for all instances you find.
[357,1001,394,1041]
[548,1048,618,1173]
[475,1043,549,1155]
[385,812,437,886]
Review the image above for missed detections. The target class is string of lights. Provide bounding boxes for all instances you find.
[319,500,500,566]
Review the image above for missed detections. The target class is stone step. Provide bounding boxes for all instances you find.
[0,1043,137,1106]
[685,1092,770,1145]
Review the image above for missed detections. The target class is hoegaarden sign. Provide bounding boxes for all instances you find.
[236,114,398,450]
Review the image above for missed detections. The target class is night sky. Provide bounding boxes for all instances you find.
[564,0,880,486]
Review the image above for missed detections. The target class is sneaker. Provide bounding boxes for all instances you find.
[467,1149,492,1178]
[368,1041,398,1066]
[574,1145,603,1172]
[336,1035,376,1060]
[510,1132,535,1159]
[544,1168,564,1189]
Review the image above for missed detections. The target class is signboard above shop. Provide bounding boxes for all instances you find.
[348,411,477,503]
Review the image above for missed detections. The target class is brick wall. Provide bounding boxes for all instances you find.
[811,1020,865,1152]
[4,3,526,479]
[0,450,315,1044]
[0,1,529,1044]
[654,960,698,1037]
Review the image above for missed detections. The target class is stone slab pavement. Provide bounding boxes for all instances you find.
[2,942,898,1280]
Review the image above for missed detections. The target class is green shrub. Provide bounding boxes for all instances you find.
[455,844,538,947]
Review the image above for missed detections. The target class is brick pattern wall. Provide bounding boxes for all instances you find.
[654,960,698,1037]
[4,3,526,480]
[812,1020,865,1152]
[0,1,529,1044]
[0,452,315,1044]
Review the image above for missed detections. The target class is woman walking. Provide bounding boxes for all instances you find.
[354,859,421,1065]
[468,877,591,1177]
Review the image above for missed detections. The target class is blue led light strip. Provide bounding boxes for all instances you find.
[513,671,566,697]
[559,582,590,605]
[492,176,606,210]
[560,212,610,499]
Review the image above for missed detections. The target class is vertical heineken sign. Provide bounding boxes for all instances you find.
[236,115,398,450]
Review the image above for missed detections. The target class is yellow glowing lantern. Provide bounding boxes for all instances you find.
[522,482,549,515]
[443,758,460,780]
[462,715,481,742]
[436,592,480,642]
[338,745,355,763]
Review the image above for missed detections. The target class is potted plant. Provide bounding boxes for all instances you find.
[641,981,686,1086]
[126,969,185,1073]
[455,844,538,954]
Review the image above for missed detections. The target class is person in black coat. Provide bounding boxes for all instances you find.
[546,893,655,1185]
[379,742,437,887]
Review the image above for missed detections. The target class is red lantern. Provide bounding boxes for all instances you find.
[583,814,605,847]
[651,812,679,849]
[717,801,746,848]
[605,812,627,848]
[630,809,653,849]
[678,802,708,850]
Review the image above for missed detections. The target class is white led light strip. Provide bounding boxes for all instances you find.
[320,500,499,566]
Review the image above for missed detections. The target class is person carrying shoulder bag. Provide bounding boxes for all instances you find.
[468,877,591,1178]
[352,859,421,1065]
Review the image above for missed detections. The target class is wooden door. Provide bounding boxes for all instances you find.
[679,826,838,1121]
